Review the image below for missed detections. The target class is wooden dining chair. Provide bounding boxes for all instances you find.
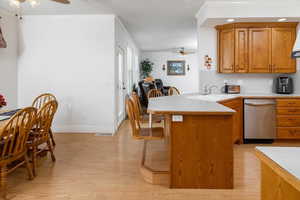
[126,98,168,184]
[27,100,58,176]
[0,107,36,199]
[32,93,57,147]
[168,87,180,96]
[147,89,163,99]
[131,92,163,124]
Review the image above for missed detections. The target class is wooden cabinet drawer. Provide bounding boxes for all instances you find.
[277,99,300,107]
[277,108,300,115]
[277,127,300,139]
[277,116,300,127]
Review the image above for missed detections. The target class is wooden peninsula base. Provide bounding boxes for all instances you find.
[167,114,234,189]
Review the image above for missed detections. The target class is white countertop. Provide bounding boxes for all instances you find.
[148,95,235,114]
[256,147,300,180]
[147,93,300,114]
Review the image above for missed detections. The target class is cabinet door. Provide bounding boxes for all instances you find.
[218,29,235,73]
[235,28,248,73]
[249,28,271,73]
[271,28,296,73]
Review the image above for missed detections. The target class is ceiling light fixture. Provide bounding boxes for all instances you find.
[278,18,287,22]
[8,0,70,8]
[227,19,235,23]
[9,0,20,8]
[28,0,40,7]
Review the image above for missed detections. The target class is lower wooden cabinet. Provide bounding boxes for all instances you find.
[220,98,243,144]
[276,99,300,139]
[277,127,300,139]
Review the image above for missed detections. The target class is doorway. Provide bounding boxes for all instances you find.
[117,47,126,126]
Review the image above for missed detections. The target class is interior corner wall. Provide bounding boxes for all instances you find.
[17,15,116,134]
[0,10,18,110]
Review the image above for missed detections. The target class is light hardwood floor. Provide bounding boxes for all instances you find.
[6,120,300,200]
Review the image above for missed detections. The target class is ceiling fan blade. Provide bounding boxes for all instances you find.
[51,0,71,4]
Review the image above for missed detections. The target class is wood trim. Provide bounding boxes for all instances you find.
[215,22,298,30]
[140,166,169,185]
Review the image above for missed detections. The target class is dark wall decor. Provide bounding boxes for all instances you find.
[167,60,186,76]
[0,25,7,48]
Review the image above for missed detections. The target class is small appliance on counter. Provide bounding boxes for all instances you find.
[224,84,241,94]
[274,75,294,94]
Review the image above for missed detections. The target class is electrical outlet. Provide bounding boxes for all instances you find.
[172,115,183,122]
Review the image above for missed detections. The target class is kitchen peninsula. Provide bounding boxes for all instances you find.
[147,93,300,189]
[148,95,235,189]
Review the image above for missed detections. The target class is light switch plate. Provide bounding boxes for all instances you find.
[172,115,183,122]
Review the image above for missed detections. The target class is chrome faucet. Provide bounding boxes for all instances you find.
[203,84,218,95]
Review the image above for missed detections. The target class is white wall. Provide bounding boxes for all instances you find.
[18,15,116,134]
[141,51,199,94]
[0,9,18,110]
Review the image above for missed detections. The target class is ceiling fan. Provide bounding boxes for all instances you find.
[172,47,196,56]
[9,0,70,8]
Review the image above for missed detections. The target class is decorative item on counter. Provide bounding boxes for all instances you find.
[0,25,7,48]
[204,55,213,70]
[162,64,166,71]
[140,59,154,78]
[225,85,241,94]
[187,64,190,71]
[0,94,7,108]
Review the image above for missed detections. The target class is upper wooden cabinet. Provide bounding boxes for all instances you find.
[271,28,296,73]
[216,23,297,74]
[235,28,249,73]
[249,28,271,73]
[219,29,235,73]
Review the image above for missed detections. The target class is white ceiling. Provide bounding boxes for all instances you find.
[0,0,207,51]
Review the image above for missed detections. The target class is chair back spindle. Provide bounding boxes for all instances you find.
[168,87,180,96]
[125,98,142,139]
[32,100,58,144]
[147,89,163,99]
[32,93,56,111]
[0,107,36,162]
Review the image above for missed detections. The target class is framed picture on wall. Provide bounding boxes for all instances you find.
[167,60,186,76]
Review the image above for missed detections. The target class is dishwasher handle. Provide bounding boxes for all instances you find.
[245,103,275,107]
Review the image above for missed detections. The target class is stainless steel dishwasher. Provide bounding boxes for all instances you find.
[244,99,276,143]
